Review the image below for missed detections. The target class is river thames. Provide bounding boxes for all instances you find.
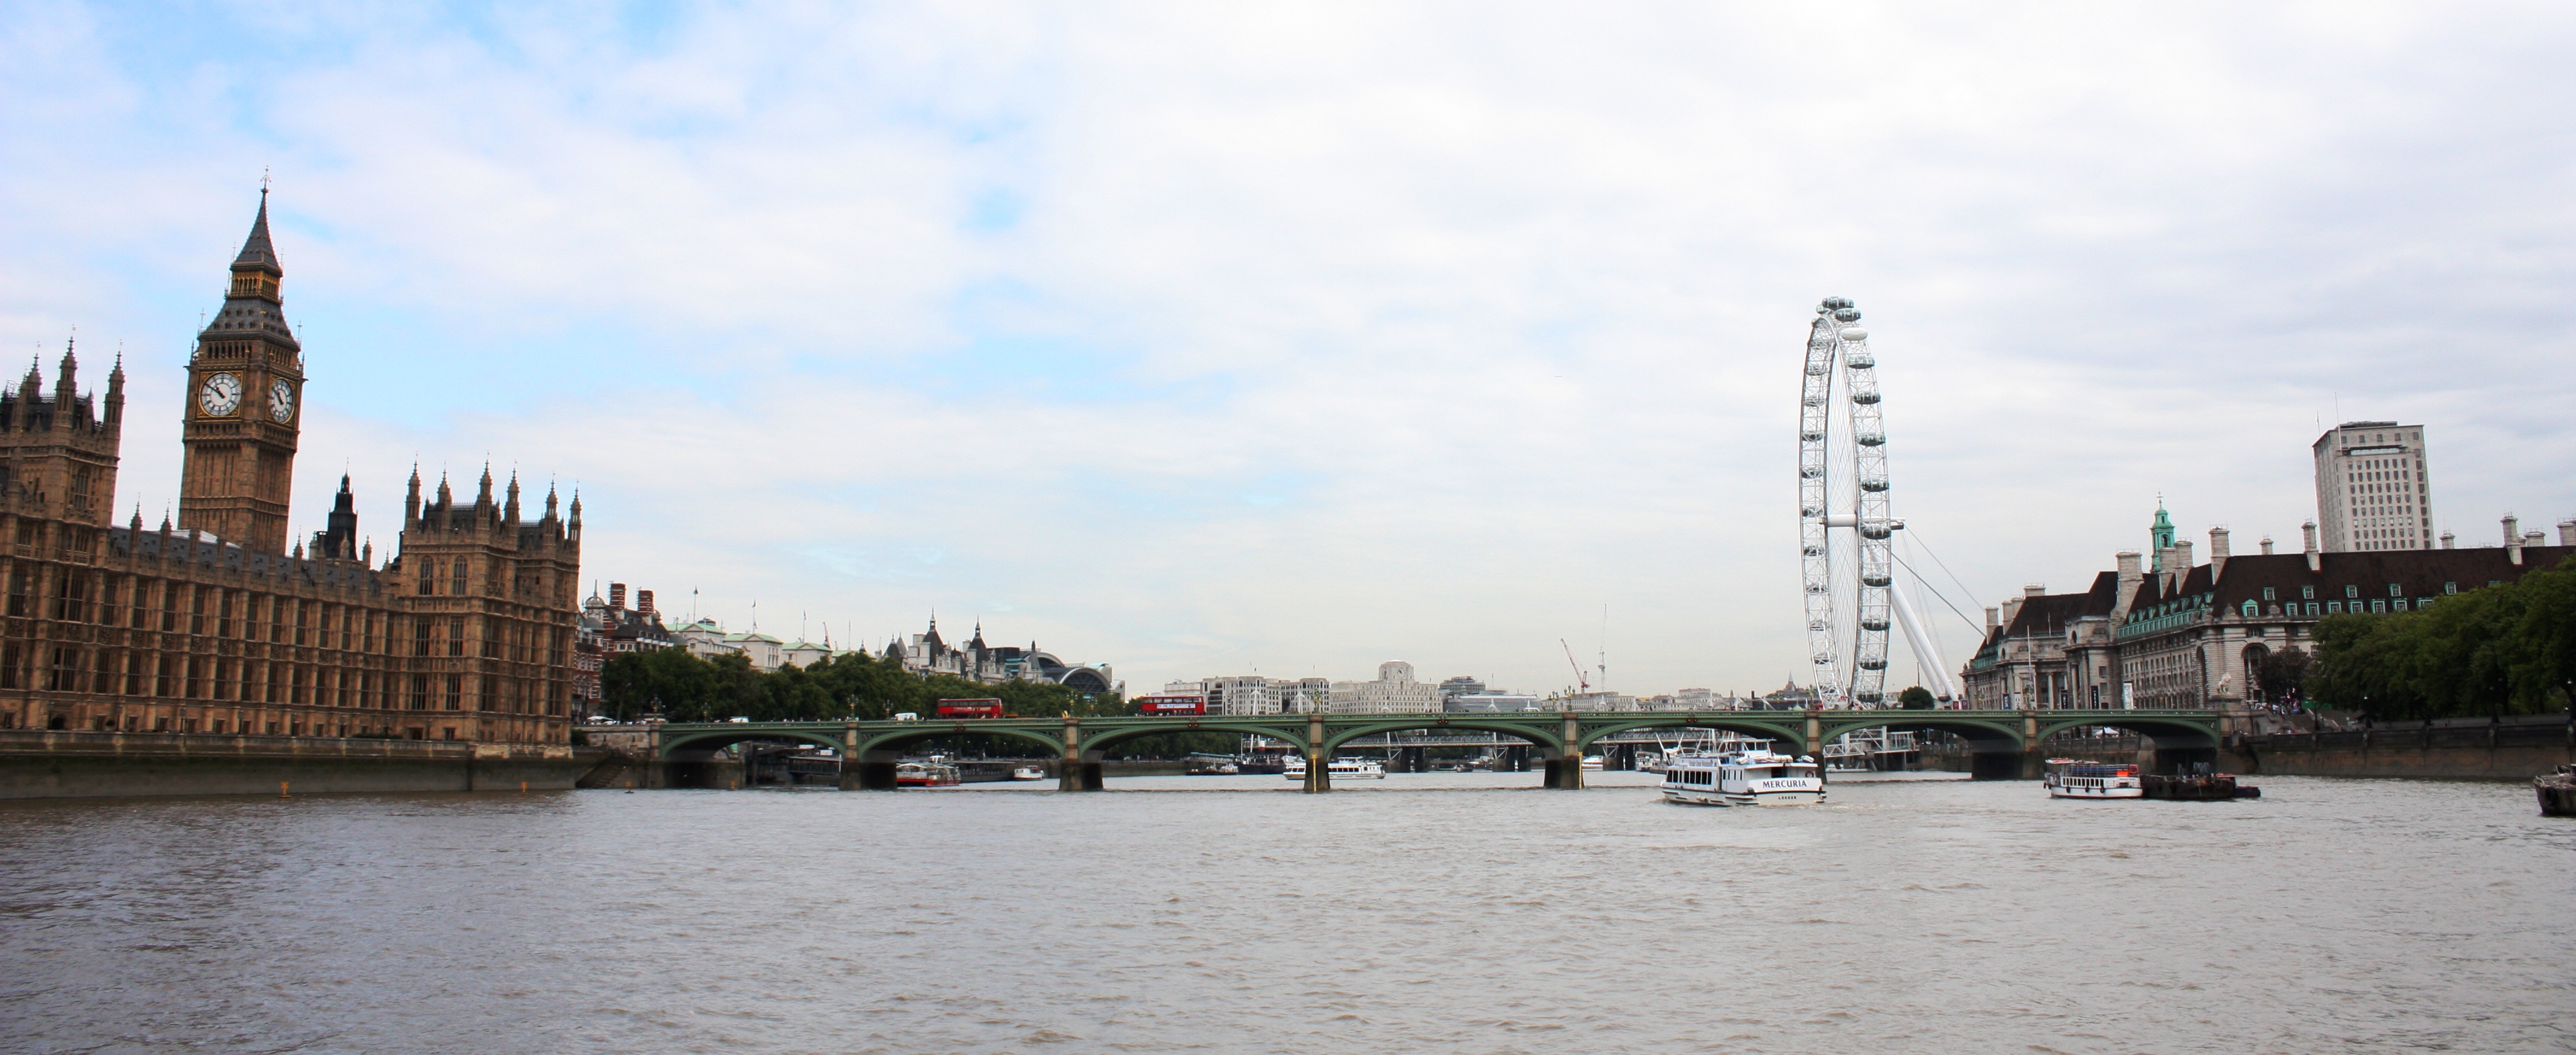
[3,773,2569,1053]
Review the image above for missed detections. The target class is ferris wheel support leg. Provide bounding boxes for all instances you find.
[1890,587,1958,702]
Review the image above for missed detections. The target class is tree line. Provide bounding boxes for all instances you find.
[2309,556,2576,719]
[598,647,1130,723]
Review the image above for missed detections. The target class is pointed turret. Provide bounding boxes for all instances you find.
[405,464,422,524]
[201,187,295,348]
[314,473,358,559]
[437,473,453,507]
[475,464,494,511]
[566,490,582,542]
[54,338,77,427]
[235,189,282,276]
[103,346,123,429]
[504,471,521,524]
[543,481,559,521]
[18,357,40,408]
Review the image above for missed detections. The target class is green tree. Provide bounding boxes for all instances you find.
[601,647,718,721]
[2311,557,2575,719]
[1897,685,1936,710]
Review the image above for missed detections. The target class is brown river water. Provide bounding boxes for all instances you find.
[2,771,2569,1053]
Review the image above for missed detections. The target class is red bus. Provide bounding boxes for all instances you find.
[1136,694,1207,716]
[935,698,1005,719]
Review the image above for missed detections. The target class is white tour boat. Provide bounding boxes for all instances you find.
[1009,765,1047,781]
[1280,756,1387,780]
[2042,758,2143,799]
[1661,749,1826,806]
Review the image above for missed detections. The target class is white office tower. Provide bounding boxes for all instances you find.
[2314,421,2434,552]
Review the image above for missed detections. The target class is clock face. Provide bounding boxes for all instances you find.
[270,379,295,423]
[199,373,242,417]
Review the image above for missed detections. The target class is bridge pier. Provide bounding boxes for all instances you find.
[1541,755,1583,789]
[1304,715,1330,793]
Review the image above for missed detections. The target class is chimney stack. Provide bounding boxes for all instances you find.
[2209,527,2231,580]
[2502,515,2520,546]
[2527,531,2546,549]
[2560,519,2576,547]
[1984,606,2000,632]
[2259,536,2275,555]
[2303,521,2321,573]
[637,590,655,617]
[2024,584,2047,597]
[609,582,628,609]
[2440,531,2455,549]
[2170,540,2194,579]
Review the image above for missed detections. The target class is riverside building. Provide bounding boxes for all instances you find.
[0,194,582,742]
[2316,421,2434,552]
[1963,509,2573,710]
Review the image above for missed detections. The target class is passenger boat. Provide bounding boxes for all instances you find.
[1580,755,1605,772]
[1661,749,1826,806]
[1280,756,1387,780]
[1009,765,1047,781]
[1639,731,1773,774]
[895,761,962,787]
[2042,758,2142,799]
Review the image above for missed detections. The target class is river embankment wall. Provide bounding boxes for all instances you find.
[2225,713,2572,780]
[0,730,606,799]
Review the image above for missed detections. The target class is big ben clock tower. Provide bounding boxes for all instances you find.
[178,189,304,553]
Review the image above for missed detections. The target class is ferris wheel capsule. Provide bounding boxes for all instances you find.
[1839,327,1867,341]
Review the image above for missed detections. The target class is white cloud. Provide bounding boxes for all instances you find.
[5,1,2572,698]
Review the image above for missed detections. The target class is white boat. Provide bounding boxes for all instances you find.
[1280,756,1387,780]
[1661,749,1826,806]
[1639,731,1776,775]
[1580,755,1605,772]
[1009,765,1047,781]
[2043,758,2142,799]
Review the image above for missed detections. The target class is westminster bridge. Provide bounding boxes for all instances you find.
[628,708,2241,792]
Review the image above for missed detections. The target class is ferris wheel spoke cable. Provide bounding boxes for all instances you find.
[1895,526,1988,632]
[1893,552,1987,637]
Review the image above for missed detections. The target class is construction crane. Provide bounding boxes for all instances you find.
[1561,638,1590,694]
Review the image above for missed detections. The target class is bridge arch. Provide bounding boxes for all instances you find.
[660,726,848,755]
[2034,714,2223,775]
[1319,717,1567,757]
[654,726,853,789]
[852,723,1067,761]
[1076,719,1309,762]
[1571,715,1811,754]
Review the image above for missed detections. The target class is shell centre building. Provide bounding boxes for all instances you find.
[1,193,582,743]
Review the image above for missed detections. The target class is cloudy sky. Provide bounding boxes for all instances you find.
[4,2,2571,699]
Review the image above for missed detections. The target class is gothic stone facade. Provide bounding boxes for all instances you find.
[0,195,582,743]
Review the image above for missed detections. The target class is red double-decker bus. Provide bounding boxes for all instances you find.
[1135,694,1207,716]
[934,698,1005,719]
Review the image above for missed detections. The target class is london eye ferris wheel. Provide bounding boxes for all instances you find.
[1798,297,1952,709]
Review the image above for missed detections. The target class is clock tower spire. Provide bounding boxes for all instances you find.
[177,187,305,553]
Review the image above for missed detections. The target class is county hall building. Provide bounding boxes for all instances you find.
[0,194,582,743]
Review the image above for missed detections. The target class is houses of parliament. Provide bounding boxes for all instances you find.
[0,194,581,743]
